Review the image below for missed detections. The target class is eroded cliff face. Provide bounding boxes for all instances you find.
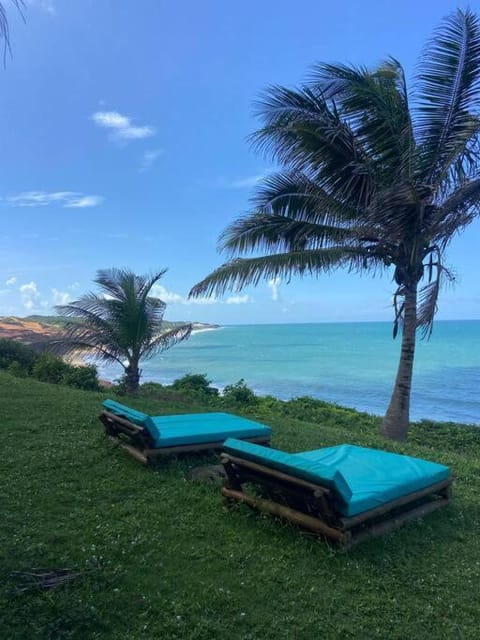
[0,317,63,347]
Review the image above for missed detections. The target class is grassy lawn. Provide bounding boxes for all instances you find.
[1,371,480,639]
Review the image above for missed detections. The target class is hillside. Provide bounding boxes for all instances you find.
[1,372,479,639]
[0,316,219,350]
[0,316,63,348]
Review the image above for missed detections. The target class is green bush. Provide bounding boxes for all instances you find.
[32,354,70,384]
[0,339,100,391]
[139,381,164,394]
[62,364,100,391]
[222,378,257,405]
[111,374,128,395]
[32,354,100,391]
[6,360,28,377]
[171,373,219,396]
[0,338,38,373]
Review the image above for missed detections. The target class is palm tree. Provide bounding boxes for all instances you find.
[56,268,192,394]
[190,9,480,440]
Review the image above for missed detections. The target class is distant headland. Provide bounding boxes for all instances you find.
[0,316,220,349]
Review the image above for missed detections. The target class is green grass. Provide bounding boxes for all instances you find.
[1,372,480,639]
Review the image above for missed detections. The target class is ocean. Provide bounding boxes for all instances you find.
[100,320,480,425]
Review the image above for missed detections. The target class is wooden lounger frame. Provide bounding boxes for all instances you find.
[99,410,271,465]
[221,452,452,549]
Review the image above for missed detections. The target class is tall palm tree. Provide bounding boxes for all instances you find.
[190,9,480,440]
[56,268,192,394]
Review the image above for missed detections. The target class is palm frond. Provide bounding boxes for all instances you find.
[49,331,125,366]
[429,176,480,242]
[250,170,358,223]
[415,8,480,186]
[416,281,440,339]
[219,213,358,256]
[310,59,415,181]
[190,248,385,299]
[141,324,192,359]
[0,0,24,63]
[249,85,376,207]
[56,297,121,345]
[416,255,455,338]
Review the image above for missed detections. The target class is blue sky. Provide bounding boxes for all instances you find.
[1,0,479,324]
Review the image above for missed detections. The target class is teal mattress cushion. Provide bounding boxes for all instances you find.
[102,399,156,431]
[103,401,271,448]
[295,444,451,517]
[150,413,271,448]
[223,438,352,504]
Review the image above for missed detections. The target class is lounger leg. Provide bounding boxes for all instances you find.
[221,457,243,492]
[222,486,348,544]
[345,496,451,548]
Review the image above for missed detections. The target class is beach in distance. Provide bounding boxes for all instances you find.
[100,320,480,425]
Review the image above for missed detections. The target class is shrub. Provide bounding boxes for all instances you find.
[7,360,28,377]
[139,381,164,395]
[171,373,219,397]
[222,379,256,405]
[32,354,70,384]
[111,375,128,396]
[62,365,100,391]
[33,354,101,391]
[0,338,38,373]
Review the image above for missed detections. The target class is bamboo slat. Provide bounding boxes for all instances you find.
[222,486,346,542]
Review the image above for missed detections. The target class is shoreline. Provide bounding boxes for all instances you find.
[43,320,480,425]
[191,326,221,335]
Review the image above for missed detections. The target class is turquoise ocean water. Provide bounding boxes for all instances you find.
[101,321,480,425]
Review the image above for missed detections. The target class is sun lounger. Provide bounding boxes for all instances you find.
[221,439,452,548]
[99,399,272,465]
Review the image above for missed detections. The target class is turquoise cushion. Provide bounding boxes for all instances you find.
[151,413,271,448]
[102,402,271,448]
[223,438,352,504]
[102,399,156,433]
[295,445,451,517]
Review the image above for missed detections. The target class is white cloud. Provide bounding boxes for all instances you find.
[91,111,156,142]
[17,281,76,311]
[140,149,163,172]
[51,289,71,305]
[27,0,56,15]
[192,296,219,306]
[227,173,268,189]
[19,281,41,310]
[151,284,217,306]
[151,284,184,305]
[65,195,104,208]
[6,276,16,286]
[267,278,281,302]
[6,191,104,208]
[150,285,252,307]
[226,294,251,305]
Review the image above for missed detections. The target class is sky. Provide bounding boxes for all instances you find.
[1,0,479,325]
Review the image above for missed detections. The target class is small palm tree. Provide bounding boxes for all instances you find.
[190,9,480,440]
[56,268,192,394]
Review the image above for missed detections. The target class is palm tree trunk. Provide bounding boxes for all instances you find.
[124,360,140,395]
[381,284,418,441]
